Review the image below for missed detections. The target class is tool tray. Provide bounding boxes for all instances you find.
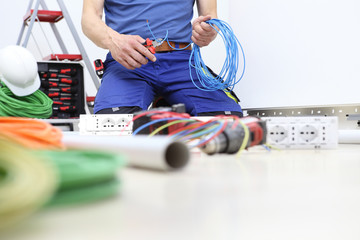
[37,61,86,119]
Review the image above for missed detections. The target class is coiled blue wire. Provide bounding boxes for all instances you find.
[190,19,246,92]
[146,19,246,92]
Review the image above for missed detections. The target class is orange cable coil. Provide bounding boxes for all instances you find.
[0,117,64,150]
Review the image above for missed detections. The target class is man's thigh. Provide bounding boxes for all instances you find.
[94,60,156,113]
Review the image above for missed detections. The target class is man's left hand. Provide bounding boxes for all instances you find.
[191,15,217,47]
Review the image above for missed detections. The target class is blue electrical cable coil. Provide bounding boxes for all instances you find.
[189,19,246,92]
[147,18,246,92]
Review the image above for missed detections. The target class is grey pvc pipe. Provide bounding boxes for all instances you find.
[338,130,360,144]
[62,134,190,171]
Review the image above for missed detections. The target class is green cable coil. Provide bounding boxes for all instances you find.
[0,135,126,231]
[0,84,53,119]
[39,150,127,206]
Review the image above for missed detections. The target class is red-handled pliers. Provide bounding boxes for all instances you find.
[142,38,163,54]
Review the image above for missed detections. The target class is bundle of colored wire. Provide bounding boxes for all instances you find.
[146,18,245,91]
[132,111,250,153]
[0,117,64,150]
[189,19,246,91]
[0,85,53,119]
[0,139,57,231]
[170,116,231,148]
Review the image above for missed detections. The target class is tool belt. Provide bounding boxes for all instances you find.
[155,41,192,52]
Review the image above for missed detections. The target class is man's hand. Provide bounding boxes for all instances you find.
[108,32,157,70]
[191,15,218,47]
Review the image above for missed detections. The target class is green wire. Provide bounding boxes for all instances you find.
[48,179,121,206]
[0,84,53,119]
[37,149,127,206]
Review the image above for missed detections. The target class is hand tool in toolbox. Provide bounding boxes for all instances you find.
[142,38,163,54]
[52,101,73,106]
[45,87,78,94]
[53,106,77,113]
[94,59,104,79]
[40,72,76,79]
[52,96,76,102]
[51,113,72,119]
[46,92,72,98]
[41,77,78,85]
[41,81,71,88]
[41,68,77,76]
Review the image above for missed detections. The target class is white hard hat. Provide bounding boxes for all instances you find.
[0,45,40,96]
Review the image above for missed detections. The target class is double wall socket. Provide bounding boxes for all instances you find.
[263,116,338,149]
[79,114,133,135]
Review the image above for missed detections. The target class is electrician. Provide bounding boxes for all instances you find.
[81,0,243,117]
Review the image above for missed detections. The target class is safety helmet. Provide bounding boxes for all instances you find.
[0,45,40,96]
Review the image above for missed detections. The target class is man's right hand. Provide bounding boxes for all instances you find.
[108,32,157,70]
[82,0,156,70]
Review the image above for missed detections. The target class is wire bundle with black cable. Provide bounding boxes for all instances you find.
[0,84,53,118]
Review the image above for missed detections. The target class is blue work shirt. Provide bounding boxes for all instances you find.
[104,0,195,43]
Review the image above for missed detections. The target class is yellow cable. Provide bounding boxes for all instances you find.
[236,119,250,157]
[0,138,58,231]
[148,119,195,137]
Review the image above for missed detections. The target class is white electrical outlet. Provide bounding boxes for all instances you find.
[263,116,338,149]
[79,114,133,135]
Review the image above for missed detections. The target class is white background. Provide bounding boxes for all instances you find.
[232,0,360,108]
[0,0,359,108]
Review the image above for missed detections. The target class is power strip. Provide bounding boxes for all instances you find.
[79,114,133,135]
[262,116,338,149]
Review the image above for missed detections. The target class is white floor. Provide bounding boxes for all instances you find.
[3,144,360,240]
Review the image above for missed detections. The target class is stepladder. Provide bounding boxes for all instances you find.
[17,0,100,92]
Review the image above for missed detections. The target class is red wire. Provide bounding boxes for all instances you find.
[120,110,189,134]
[169,115,225,137]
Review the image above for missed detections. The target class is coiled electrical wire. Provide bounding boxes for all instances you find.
[0,138,58,231]
[189,19,246,91]
[146,18,246,92]
[0,117,64,150]
[39,150,126,206]
[0,85,53,119]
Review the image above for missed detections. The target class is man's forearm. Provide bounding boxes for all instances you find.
[196,0,217,18]
[81,0,156,69]
[81,0,114,50]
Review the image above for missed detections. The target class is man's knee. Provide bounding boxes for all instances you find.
[95,106,142,114]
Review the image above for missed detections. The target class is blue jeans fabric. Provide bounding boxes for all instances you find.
[94,50,242,116]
